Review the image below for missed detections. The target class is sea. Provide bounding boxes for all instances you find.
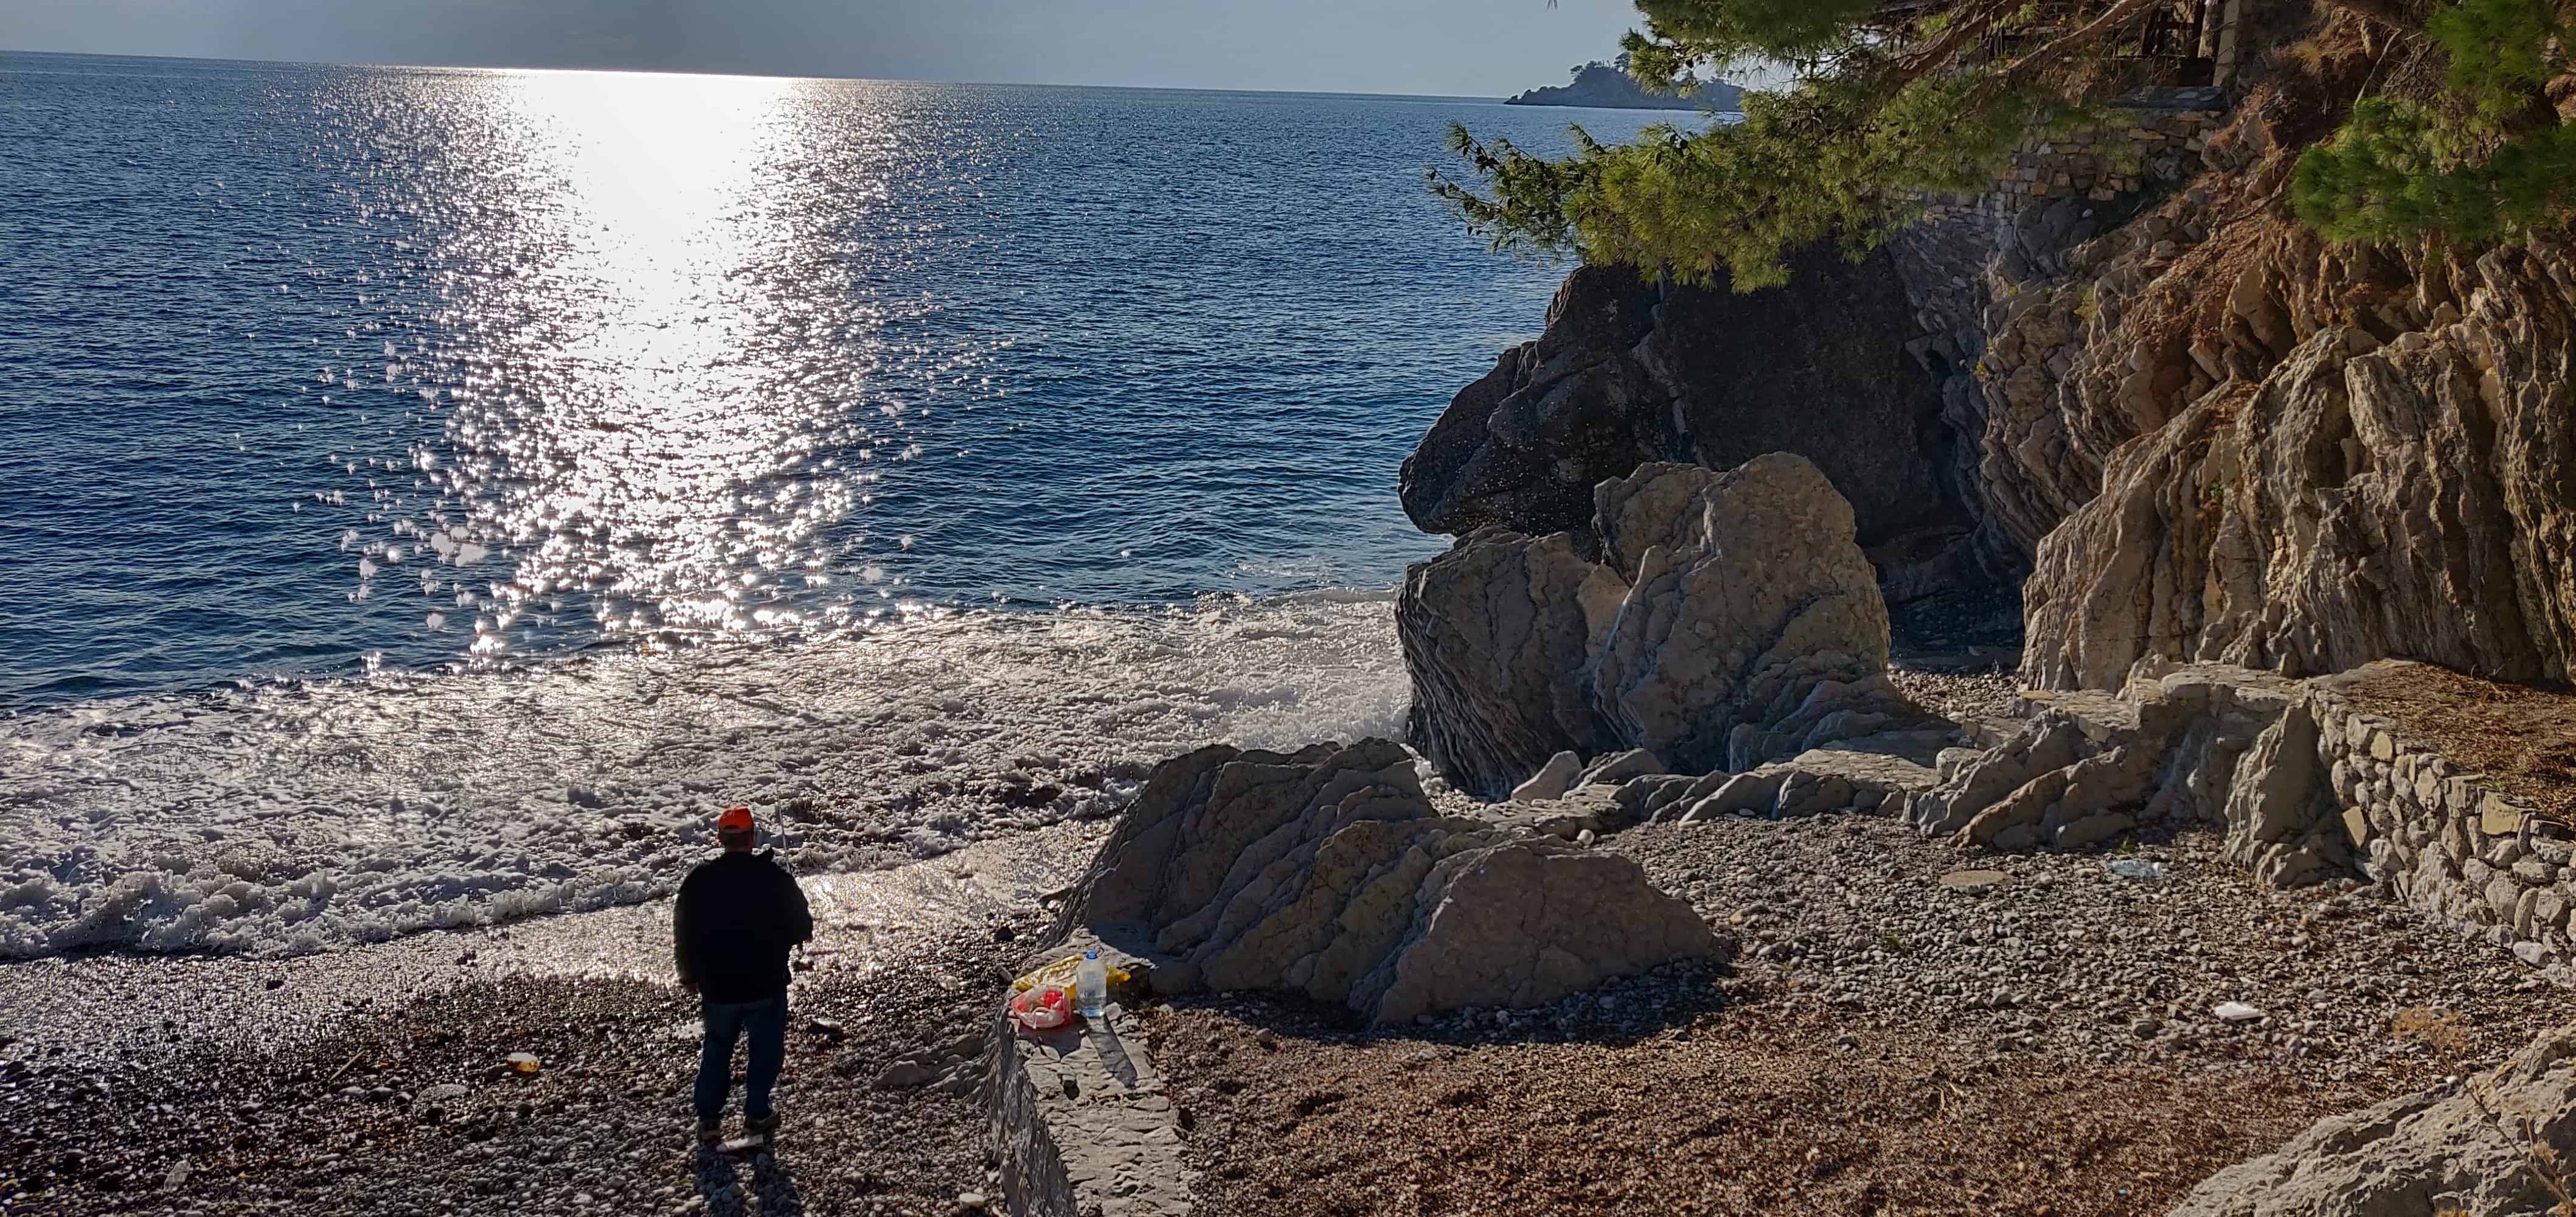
[0,51,1681,958]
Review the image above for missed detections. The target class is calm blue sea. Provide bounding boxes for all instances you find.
[0,52,1672,707]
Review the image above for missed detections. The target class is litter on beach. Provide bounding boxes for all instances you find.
[1013,955,1129,993]
[1009,986,1072,1032]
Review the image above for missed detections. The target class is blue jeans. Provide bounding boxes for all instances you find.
[693,991,787,1123]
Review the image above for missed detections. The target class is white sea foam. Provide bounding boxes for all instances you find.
[0,599,1408,959]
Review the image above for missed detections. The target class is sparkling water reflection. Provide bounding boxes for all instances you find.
[431,73,859,650]
[0,54,1675,704]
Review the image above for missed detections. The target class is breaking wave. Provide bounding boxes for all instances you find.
[0,598,1407,958]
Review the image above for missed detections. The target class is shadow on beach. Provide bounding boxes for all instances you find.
[692,1143,804,1217]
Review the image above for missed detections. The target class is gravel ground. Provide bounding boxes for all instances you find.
[1153,815,2571,1216]
[1888,664,2022,730]
[0,828,1103,1217]
[1609,817,2560,1078]
[2,961,1009,1217]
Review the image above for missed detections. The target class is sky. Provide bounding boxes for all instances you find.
[0,0,1649,96]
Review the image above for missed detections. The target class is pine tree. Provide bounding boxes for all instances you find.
[1436,0,2576,287]
[2293,0,2576,243]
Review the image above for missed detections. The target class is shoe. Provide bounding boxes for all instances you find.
[695,1117,723,1146]
[744,1112,779,1138]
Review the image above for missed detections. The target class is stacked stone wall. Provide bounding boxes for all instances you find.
[2306,668,2572,979]
[1894,94,2229,366]
[1926,98,2227,221]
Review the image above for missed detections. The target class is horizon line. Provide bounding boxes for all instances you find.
[0,46,1537,105]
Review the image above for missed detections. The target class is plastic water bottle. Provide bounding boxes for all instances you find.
[1075,949,1108,1019]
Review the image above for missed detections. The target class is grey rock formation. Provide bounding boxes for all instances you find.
[1397,455,1958,795]
[1908,663,2335,864]
[1051,740,1720,1026]
[1663,746,1941,821]
[1589,458,1926,774]
[1472,783,1630,841]
[2218,700,2350,888]
[2172,1025,2576,1216]
[1508,750,1585,803]
[1398,529,1625,799]
[2131,663,2309,826]
[1397,254,1973,592]
[1999,217,2576,689]
[1575,747,1665,787]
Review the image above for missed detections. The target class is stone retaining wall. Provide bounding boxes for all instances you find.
[2306,666,2573,979]
[1929,98,2226,218]
[1890,658,2572,982]
[1896,94,2227,358]
[990,994,1194,1217]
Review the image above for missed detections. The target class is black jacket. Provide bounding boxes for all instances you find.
[673,850,813,1004]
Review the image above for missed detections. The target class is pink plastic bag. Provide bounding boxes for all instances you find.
[1010,986,1071,1032]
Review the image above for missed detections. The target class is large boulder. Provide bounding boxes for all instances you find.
[1397,253,1972,577]
[1398,455,1956,796]
[1398,529,1626,800]
[2172,1025,2576,1216]
[1589,457,1934,774]
[1051,740,1721,1026]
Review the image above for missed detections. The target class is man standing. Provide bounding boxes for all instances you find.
[674,805,813,1146]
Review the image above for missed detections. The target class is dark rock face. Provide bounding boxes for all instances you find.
[1397,248,1970,579]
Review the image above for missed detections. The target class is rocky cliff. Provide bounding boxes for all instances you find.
[2012,207,2576,691]
[1407,84,2576,699]
[1367,30,2576,1212]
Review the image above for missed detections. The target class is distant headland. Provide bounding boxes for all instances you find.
[1505,60,1741,112]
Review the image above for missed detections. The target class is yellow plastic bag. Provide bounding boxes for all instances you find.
[1012,955,1129,992]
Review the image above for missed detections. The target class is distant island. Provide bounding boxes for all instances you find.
[1505,59,1741,112]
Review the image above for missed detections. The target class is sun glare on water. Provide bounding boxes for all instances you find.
[394,71,885,658]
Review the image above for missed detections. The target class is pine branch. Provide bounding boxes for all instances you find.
[1890,0,2021,86]
[2318,0,2426,30]
[1997,0,2170,83]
